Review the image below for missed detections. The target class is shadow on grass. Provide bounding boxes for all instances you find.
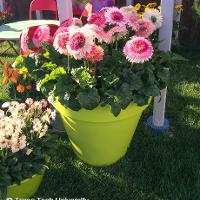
[34,49,200,200]
[34,93,200,200]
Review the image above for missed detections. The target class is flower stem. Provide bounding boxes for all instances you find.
[115,41,118,50]
[67,56,71,74]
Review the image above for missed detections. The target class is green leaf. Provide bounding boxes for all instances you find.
[157,68,170,83]
[14,55,26,67]
[111,103,121,117]
[41,62,57,70]
[141,85,160,97]
[40,67,66,88]
[116,83,132,109]
[133,94,149,106]
[170,53,188,62]
[71,67,96,89]
[60,96,81,111]
[77,88,100,110]
[128,74,143,90]
[103,74,120,87]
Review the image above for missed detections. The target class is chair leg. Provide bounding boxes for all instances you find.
[0,59,4,65]
[0,40,18,66]
[7,41,18,55]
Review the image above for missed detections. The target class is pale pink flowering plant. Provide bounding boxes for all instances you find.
[13,5,184,116]
[0,99,56,198]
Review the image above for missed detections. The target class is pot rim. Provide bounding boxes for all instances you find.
[8,170,45,189]
[54,97,152,122]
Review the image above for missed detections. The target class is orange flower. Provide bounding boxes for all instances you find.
[17,84,25,93]
[26,85,32,90]
[2,63,20,84]
[2,77,9,85]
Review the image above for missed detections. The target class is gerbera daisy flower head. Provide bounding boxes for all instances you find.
[143,8,163,29]
[32,25,50,47]
[53,32,69,55]
[134,18,156,38]
[89,23,127,44]
[85,45,104,63]
[60,18,73,27]
[73,18,83,27]
[99,7,109,15]
[126,14,141,29]
[120,5,137,17]
[105,7,126,26]
[123,37,153,64]
[54,26,69,38]
[67,26,95,60]
[21,28,29,54]
[108,25,128,43]
[88,13,106,27]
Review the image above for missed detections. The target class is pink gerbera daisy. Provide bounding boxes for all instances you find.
[20,28,29,54]
[60,18,73,27]
[134,19,156,38]
[99,7,109,15]
[88,13,106,27]
[120,5,137,17]
[85,45,104,63]
[108,25,127,43]
[67,26,95,60]
[105,7,125,26]
[60,18,83,28]
[54,27,69,38]
[123,37,153,63]
[32,25,50,47]
[73,18,83,27]
[125,14,140,29]
[53,32,69,55]
[90,24,127,44]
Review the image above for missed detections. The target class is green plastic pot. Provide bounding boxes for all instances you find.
[54,100,151,166]
[6,173,44,198]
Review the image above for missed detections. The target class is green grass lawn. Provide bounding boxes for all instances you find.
[0,42,200,200]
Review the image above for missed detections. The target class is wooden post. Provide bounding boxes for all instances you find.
[56,0,73,23]
[52,0,73,132]
[148,0,174,132]
[0,0,4,11]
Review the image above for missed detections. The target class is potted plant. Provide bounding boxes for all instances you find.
[12,4,183,166]
[0,99,56,199]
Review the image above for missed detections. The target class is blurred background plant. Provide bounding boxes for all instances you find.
[0,2,15,25]
[193,0,200,17]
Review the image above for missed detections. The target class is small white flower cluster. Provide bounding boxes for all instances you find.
[0,99,56,154]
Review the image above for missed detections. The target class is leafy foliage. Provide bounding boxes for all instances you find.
[13,44,186,116]
[193,0,200,17]
[0,132,57,199]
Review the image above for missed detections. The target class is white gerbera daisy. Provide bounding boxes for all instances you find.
[105,7,126,26]
[67,25,95,60]
[143,8,163,29]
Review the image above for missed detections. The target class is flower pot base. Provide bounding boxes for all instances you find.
[55,100,151,166]
[6,173,44,198]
